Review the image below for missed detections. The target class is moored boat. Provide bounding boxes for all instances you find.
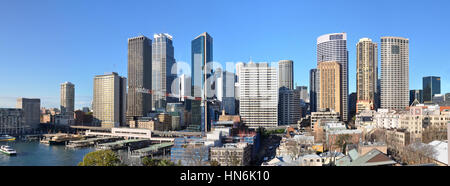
[0,135,16,142]
[0,145,17,155]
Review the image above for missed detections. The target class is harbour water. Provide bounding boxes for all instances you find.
[0,140,95,166]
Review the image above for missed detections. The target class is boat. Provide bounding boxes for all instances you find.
[0,145,17,155]
[0,135,16,142]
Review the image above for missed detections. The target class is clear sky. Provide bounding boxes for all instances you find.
[0,0,449,109]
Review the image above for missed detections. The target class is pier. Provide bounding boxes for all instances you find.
[95,139,151,151]
[66,137,122,148]
[130,142,174,158]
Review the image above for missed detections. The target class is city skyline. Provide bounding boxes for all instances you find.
[1,0,450,109]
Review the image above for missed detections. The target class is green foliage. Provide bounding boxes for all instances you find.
[142,157,176,166]
[78,150,122,166]
[260,127,285,139]
[334,134,352,153]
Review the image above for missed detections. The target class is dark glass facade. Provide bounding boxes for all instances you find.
[189,33,213,133]
[423,76,440,103]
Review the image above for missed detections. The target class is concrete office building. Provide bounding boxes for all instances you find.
[279,87,301,125]
[190,32,213,132]
[423,76,441,103]
[93,72,127,128]
[356,38,378,113]
[0,108,24,135]
[317,33,348,122]
[296,86,309,103]
[310,69,319,113]
[174,74,191,102]
[445,93,450,106]
[152,33,176,111]
[240,62,278,128]
[60,82,75,119]
[16,98,40,129]
[217,71,236,115]
[380,37,409,110]
[217,71,235,101]
[127,35,152,122]
[278,60,294,90]
[318,61,341,117]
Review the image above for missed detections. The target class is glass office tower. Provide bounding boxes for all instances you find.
[189,32,213,133]
[423,76,441,103]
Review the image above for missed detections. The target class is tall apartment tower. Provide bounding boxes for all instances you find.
[152,33,176,111]
[422,76,441,103]
[380,37,409,110]
[356,38,378,113]
[309,69,319,112]
[240,62,278,128]
[317,33,348,121]
[60,82,75,118]
[16,98,40,129]
[278,60,294,90]
[190,32,213,133]
[318,61,341,115]
[93,72,127,128]
[127,36,152,122]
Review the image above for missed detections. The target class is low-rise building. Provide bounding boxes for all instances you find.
[326,129,362,152]
[210,142,251,166]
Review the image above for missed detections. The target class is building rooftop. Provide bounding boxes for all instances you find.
[427,140,448,165]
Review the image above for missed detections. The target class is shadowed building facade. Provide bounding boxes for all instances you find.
[127,36,152,123]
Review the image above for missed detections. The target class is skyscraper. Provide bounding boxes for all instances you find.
[356,38,378,113]
[309,69,319,113]
[189,32,213,132]
[16,98,40,129]
[409,89,423,105]
[60,82,75,118]
[279,87,301,125]
[240,62,278,128]
[93,72,127,128]
[152,33,176,111]
[318,61,341,115]
[380,37,409,109]
[278,60,294,90]
[317,33,348,121]
[423,76,441,103]
[127,36,152,122]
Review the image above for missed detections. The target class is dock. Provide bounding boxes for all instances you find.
[95,139,151,151]
[66,137,122,148]
[130,142,174,158]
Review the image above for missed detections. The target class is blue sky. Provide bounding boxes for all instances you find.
[0,0,449,109]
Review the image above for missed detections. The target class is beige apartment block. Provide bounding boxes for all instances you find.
[318,61,341,115]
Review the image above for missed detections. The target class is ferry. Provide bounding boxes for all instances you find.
[0,145,17,155]
[0,135,16,142]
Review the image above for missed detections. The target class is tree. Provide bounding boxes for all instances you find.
[333,134,352,153]
[78,150,122,166]
[142,157,176,166]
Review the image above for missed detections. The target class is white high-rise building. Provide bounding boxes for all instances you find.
[380,37,409,110]
[317,33,348,121]
[93,72,127,128]
[60,82,75,119]
[239,62,278,128]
